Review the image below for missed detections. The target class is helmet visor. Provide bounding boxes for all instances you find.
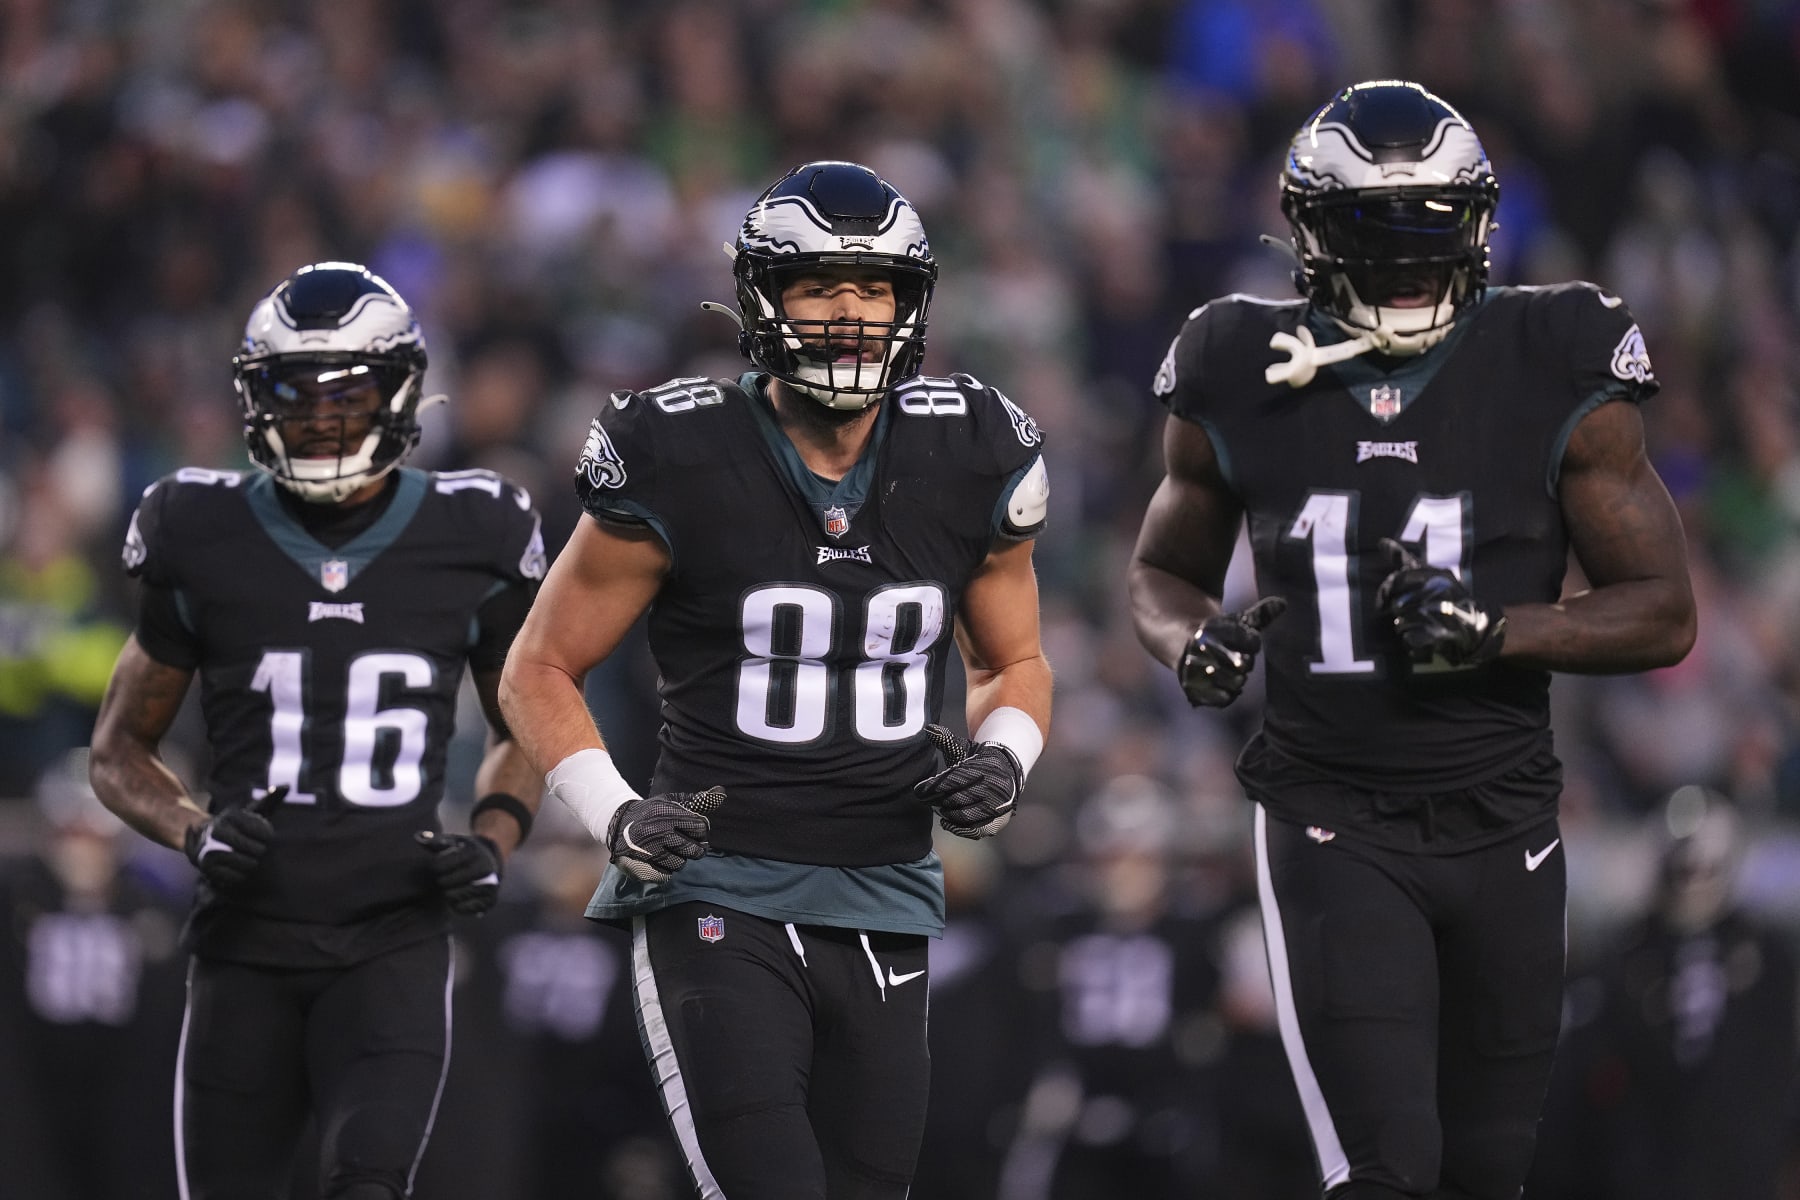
[240,358,409,458]
[1306,192,1487,309]
[1310,193,1485,264]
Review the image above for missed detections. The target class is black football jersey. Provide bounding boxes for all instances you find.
[576,372,1045,867]
[1155,283,1658,801]
[124,466,546,966]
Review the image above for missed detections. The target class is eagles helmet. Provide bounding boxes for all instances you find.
[729,161,937,410]
[1280,81,1499,355]
[232,262,431,503]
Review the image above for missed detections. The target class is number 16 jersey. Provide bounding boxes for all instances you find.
[124,466,545,966]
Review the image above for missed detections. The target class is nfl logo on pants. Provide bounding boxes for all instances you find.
[697,914,725,943]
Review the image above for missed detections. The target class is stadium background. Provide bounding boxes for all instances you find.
[1,1,1798,1197]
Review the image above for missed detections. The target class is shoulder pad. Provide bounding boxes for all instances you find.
[428,468,545,582]
[124,469,247,582]
[1155,295,1305,417]
[1514,282,1657,398]
[892,372,1043,461]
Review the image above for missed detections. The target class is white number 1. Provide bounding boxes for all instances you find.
[250,650,435,807]
[1286,491,1472,674]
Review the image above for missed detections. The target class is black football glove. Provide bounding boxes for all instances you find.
[914,724,1021,839]
[1177,596,1287,707]
[415,831,504,915]
[183,786,285,889]
[606,788,726,884]
[1374,538,1506,666]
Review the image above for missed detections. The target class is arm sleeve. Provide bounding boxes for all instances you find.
[468,577,534,673]
[996,455,1049,540]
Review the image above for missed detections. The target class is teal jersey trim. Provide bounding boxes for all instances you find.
[1306,298,1485,421]
[243,468,428,591]
[585,849,945,937]
[1546,386,1638,500]
[739,372,893,529]
[587,498,676,571]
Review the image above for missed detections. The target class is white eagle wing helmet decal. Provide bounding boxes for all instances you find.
[726,161,938,411]
[739,192,930,260]
[233,262,435,502]
[1272,81,1500,380]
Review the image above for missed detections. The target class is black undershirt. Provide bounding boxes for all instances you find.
[273,475,399,549]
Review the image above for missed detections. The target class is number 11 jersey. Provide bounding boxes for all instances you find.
[1155,283,1658,823]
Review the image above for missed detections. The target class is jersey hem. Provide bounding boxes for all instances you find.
[584,888,944,937]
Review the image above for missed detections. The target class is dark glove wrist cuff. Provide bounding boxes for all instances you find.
[1473,611,1508,665]
[471,793,533,845]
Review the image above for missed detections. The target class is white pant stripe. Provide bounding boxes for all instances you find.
[1255,803,1351,1191]
[404,934,457,1195]
[633,917,725,1199]
[174,958,196,1200]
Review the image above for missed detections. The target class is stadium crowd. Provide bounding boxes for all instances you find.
[1,1,1798,1197]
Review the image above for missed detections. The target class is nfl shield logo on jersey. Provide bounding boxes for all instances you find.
[320,559,349,593]
[1370,385,1402,421]
[697,914,725,943]
[823,506,850,538]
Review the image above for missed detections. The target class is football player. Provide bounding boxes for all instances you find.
[89,262,546,1200]
[1128,82,1696,1200]
[501,160,1053,1199]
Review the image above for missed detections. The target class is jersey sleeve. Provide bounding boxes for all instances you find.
[429,469,548,587]
[121,478,176,586]
[574,388,666,535]
[1558,282,1659,407]
[967,377,1049,541]
[497,476,548,587]
[135,582,200,670]
[1150,304,1214,425]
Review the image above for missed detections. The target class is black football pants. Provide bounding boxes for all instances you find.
[1255,806,1566,1200]
[631,902,931,1200]
[176,935,453,1199]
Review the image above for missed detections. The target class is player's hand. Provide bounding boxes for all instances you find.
[1177,596,1287,707]
[415,831,503,915]
[606,789,726,884]
[914,725,1020,839]
[184,786,285,889]
[1374,538,1506,666]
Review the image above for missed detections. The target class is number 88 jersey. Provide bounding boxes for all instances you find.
[1155,284,1657,809]
[577,372,1046,867]
[123,466,545,965]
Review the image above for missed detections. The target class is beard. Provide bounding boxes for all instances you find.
[777,382,879,430]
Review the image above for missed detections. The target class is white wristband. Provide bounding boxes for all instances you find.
[974,706,1045,780]
[545,748,642,843]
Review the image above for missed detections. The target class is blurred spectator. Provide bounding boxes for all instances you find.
[0,1,1795,1194]
[0,750,187,1200]
[1532,785,1800,1200]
